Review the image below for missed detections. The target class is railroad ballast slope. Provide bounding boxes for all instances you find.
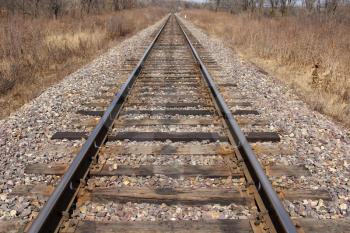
[178,16,350,219]
[0,17,167,224]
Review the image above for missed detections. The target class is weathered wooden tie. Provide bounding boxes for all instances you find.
[25,163,309,178]
[51,131,280,143]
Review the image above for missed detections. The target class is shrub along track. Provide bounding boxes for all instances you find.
[9,14,349,233]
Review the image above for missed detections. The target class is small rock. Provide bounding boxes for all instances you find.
[79,206,87,214]
[300,211,307,217]
[20,208,31,217]
[96,205,104,212]
[310,200,318,208]
[0,194,7,201]
[280,158,289,166]
[96,212,106,217]
[301,128,308,136]
[339,203,347,210]
[10,209,17,217]
[7,180,14,186]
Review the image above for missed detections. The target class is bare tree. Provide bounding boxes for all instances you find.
[242,0,249,10]
[50,0,62,19]
[258,0,265,11]
[80,0,103,14]
[269,0,278,14]
[33,0,41,17]
[305,0,316,12]
[280,0,288,15]
[112,0,120,11]
[325,0,339,13]
[81,0,92,14]
[316,0,322,12]
[215,0,221,11]
[0,0,18,14]
[248,0,257,12]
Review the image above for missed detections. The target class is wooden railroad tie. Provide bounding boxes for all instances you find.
[11,184,331,204]
[51,131,280,143]
[25,163,309,179]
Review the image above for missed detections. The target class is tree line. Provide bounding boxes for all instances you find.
[0,0,152,18]
[206,0,350,15]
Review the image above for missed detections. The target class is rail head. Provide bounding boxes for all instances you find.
[175,15,297,233]
[27,14,171,233]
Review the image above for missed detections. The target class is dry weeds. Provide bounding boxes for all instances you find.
[182,9,350,127]
[0,7,166,119]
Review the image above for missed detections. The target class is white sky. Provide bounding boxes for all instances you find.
[184,0,207,2]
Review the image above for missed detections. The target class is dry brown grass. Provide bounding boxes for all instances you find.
[0,7,166,119]
[182,9,350,127]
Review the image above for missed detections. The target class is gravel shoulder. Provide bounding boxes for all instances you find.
[179,16,350,219]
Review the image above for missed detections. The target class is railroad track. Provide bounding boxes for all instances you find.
[10,14,347,233]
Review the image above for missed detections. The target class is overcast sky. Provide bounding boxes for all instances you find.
[185,0,206,2]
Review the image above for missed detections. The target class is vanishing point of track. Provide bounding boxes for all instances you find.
[27,14,298,233]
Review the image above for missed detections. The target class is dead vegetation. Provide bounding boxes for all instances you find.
[182,9,350,127]
[0,4,166,119]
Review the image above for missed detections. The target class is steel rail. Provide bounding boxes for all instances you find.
[28,15,170,233]
[175,15,297,233]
